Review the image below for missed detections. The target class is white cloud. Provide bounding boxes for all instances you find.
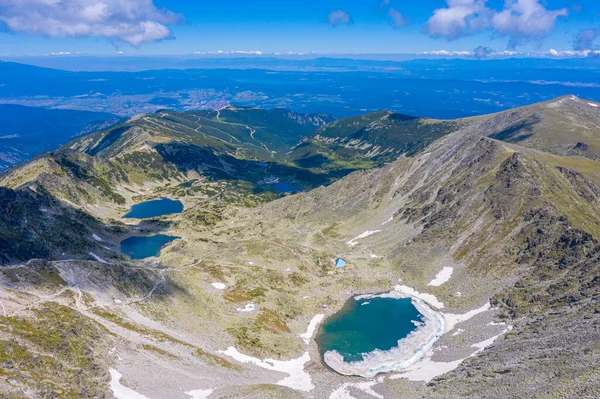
[328,9,350,26]
[425,0,490,40]
[423,50,474,56]
[492,0,567,46]
[426,0,567,45]
[0,0,182,46]
[421,48,599,59]
[545,49,600,58]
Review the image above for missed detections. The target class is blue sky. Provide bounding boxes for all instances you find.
[0,0,599,56]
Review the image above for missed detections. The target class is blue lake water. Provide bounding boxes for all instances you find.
[123,198,184,219]
[272,182,302,193]
[317,297,423,363]
[120,235,179,259]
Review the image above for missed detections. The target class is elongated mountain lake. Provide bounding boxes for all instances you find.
[317,296,423,363]
[120,235,179,259]
[123,198,183,219]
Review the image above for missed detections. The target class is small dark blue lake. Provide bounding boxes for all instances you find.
[272,182,302,193]
[123,198,183,219]
[317,296,423,363]
[120,235,179,259]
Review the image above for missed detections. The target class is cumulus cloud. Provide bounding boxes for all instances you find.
[0,0,182,46]
[425,0,490,40]
[388,8,408,29]
[328,9,350,26]
[493,0,567,46]
[426,0,567,45]
[574,28,600,50]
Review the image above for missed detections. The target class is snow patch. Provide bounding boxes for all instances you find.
[330,381,383,399]
[299,314,325,345]
[211,282,226,290]
[588,102,598,107]
[236,303,255,312]
[444,303,491,332]
[382,216,393,226]
[220,347,314,391]
[393,326,512,382]
[428,267,454,287]
[89,252,109,264]
[109,369,149,399]
[92,233,103,242]
[347,230,381,247]
[390,285,445,309]
[186,389,213,399]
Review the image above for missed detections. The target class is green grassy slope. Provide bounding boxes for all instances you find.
[289,111,466,170]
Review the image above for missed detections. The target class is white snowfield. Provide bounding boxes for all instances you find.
[347,230,382,247]
[109,369,150,399]
[393,325,512,382]
[589,102,598,107]
[211,282,226,290]
[299,314,325,344]
[89,252,109,264]
[110,369,213,399]
[186,389,214,399]
[92,233,103,242]
[427,267,454,287]
[390,285,445,309]
[220,347,314,391]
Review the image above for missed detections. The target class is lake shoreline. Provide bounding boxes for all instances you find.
[321,293,445,378]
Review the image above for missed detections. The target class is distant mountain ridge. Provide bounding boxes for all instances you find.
[0,104,118,171]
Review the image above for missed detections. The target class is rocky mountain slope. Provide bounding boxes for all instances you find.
[0,96,599,398]
[475,95,600,159]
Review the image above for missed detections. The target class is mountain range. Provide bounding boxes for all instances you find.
[0,95,599,398]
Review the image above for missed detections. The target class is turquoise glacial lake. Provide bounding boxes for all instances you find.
[317,297,423,363]
[123,198,183,219]
[120,235,179,259]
